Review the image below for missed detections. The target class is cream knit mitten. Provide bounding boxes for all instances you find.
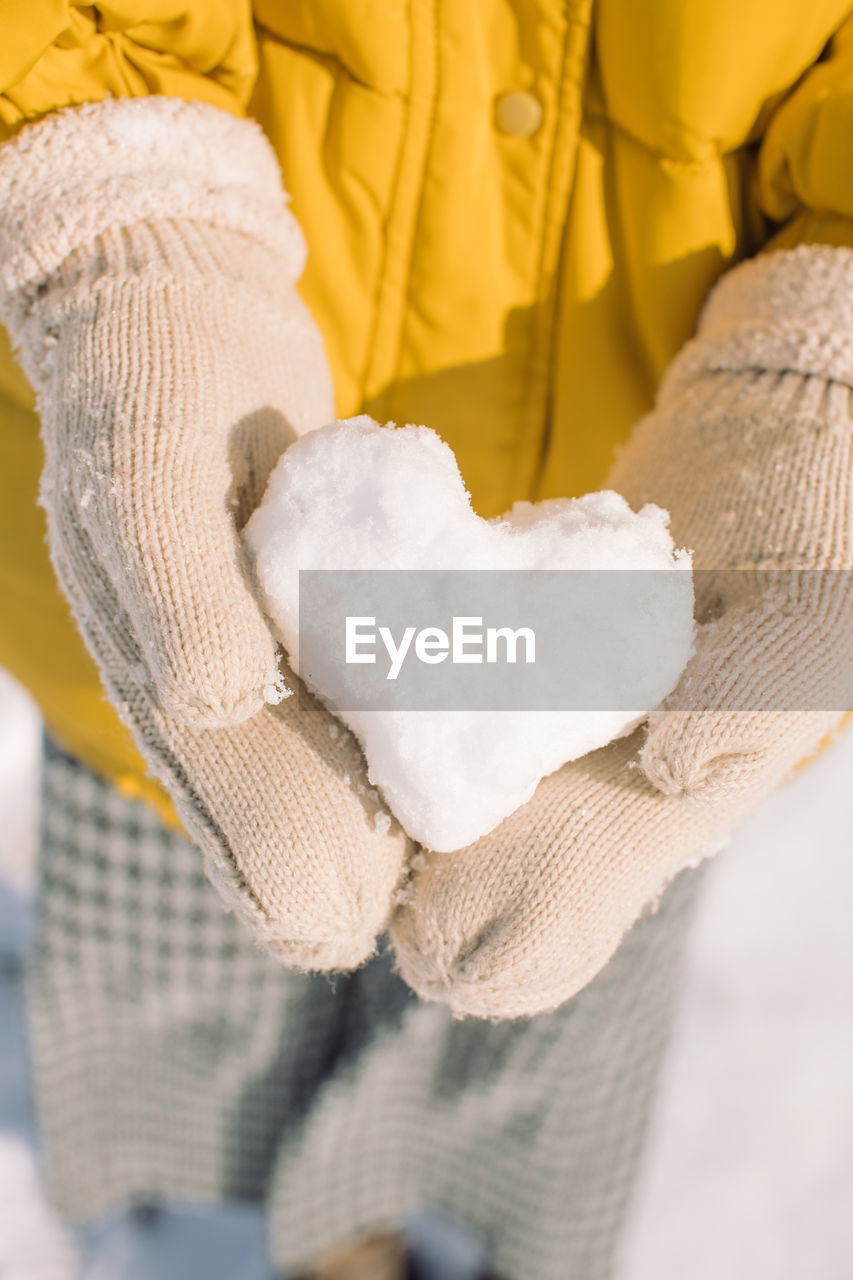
[0,98,409,968]
[391,246,853,1018]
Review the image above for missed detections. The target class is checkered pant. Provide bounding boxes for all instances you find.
[26,739,702,1279]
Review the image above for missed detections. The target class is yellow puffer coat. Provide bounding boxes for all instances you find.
[2,1,853,824]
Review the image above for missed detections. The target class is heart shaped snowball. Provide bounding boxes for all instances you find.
[245,416,694,851]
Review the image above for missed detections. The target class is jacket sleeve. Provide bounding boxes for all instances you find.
[756,7,853,251]
[0,1,257,139]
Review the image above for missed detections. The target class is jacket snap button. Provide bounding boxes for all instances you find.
[495,91,543,137]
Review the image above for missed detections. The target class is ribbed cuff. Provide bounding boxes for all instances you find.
[0,96,306,301]
[659,244,853,401]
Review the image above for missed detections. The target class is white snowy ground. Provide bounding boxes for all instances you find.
[1,664,852,1280]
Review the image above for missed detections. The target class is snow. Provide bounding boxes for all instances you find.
[0,669,41,954]
[618,721,853,1280]
[373,810,392,836]
[246,416,694,850]
[2,666,852,1278]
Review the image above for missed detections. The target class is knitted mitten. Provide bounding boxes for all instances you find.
[391,246,853,1018]
[296,1232,411,1280]
[0,98,409,968]
[615,247,853,806]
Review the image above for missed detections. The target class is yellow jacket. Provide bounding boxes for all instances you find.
[1,1,852,824]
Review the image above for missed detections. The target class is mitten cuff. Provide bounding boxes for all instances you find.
[659,244,853,402]
[0,96,306,303]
